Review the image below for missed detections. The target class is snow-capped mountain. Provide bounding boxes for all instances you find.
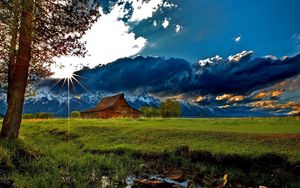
[22,88,106,116]
[126,92,161,109]
[0,88,163,117]
[0,88,280,117]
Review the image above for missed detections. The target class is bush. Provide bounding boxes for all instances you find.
[22,113,54,119]
[22,113,35,119]
[34,112,54,119]
[71,111,80,118]
[160,99,180,118]
[139,107,160,117]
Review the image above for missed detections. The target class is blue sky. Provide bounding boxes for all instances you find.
[52,0,300,77]
[134,0,300,62]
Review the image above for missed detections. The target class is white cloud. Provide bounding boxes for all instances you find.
[52,4,147,78]
[129,0,175,22]
[228,50,254,62]
[83,6,147,65]
[175,24,183,33]
[234,35,242,42]
[292,33,300,41]
[291,34,300,55]
[163,1,177,8]
[199,51,254,67]
[264,55,277,60]
[51,0,177,78]
[199,55,222,67]
[149,43,157,48]
[162,18,170,28]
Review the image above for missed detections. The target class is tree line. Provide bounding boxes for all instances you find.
[139,99,180,118]
[22,111,80,119]
[22,112,54,119]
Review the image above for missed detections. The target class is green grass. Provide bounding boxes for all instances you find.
[19,117,300,161]
[0,117,300,187]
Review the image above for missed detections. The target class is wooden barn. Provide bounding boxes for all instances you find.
[80,93,141,119]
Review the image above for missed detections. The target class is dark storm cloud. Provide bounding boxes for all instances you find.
[40,53,300,97]
[190,54,300,95]
[78,56,193,95]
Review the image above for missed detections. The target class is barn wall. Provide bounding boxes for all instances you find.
[112,97,140,118]
[81,96,141,119]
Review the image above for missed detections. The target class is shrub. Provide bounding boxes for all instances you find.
[22,113,35,119]
[139,107,160,117]
[35,112,54,119]
[71,111,81,118]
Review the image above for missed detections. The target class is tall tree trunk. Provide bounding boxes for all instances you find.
[6,0,19,121]
[8,0,19,77]
[0,0,34,139]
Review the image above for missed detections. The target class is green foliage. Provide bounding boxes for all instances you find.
[23,113,54,119]
[71,111,80,118]
[160,99,180,117]
[22,113,35,119]
[0,144,10,166]
[34,112,54,119]
[139,107,160,117]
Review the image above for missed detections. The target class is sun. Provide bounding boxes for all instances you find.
[50,60,77,79]
[51,68,75,79]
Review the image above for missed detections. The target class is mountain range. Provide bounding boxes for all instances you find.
[0,55,296,117]
[0,88,281,117]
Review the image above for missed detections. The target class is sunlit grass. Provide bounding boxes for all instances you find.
[18,117,300,161]
[0,117,299,187]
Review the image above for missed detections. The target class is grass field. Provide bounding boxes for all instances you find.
[1,117,300,187]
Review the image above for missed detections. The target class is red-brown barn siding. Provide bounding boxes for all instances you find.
[80,93,141,119]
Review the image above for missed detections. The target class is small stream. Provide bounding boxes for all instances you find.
[126,175,203,188]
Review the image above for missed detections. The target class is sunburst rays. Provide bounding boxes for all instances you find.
[48,73,90,118]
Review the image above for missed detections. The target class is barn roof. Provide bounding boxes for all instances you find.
[81,93,139,113]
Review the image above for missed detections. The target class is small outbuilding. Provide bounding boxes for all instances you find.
[80,93,141,119]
